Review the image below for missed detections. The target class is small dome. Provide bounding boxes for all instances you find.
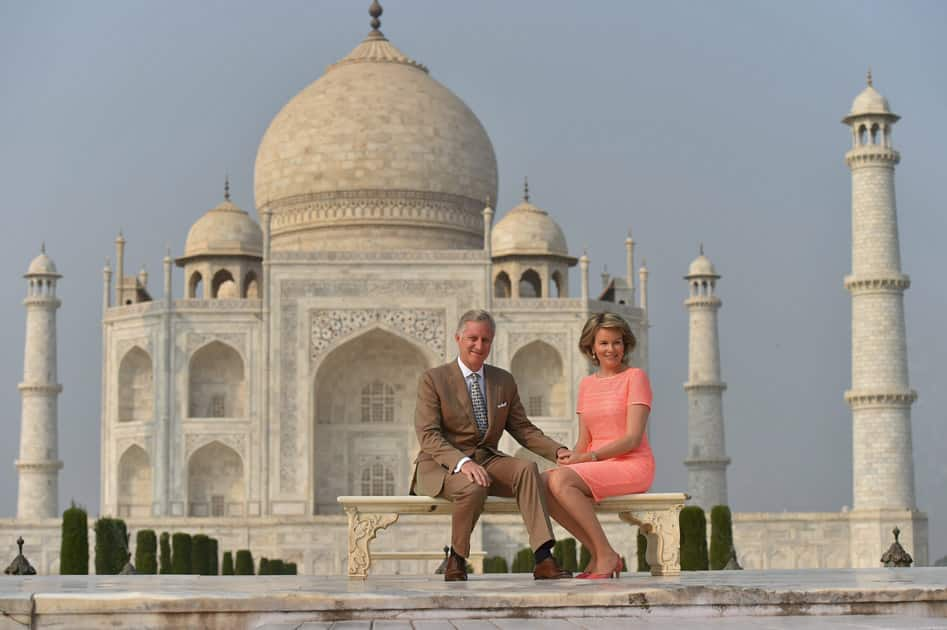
[849,85,892,117]
[26,247,59,276]
[182,199,263,259]
[686,254,718,278]
[491,200,570,259]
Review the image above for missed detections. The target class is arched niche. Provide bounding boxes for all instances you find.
[494,271,512,298]
[118,347,153,423]
[510,340,566,417]
[243,271,260,298]
[188,341,246,418]
[212,269,237,299]
[551,270,564,297]
[117,444,152,517]
[519,269,542,298]
[188,271,204,299]
[312,328,432,513]
[187,441,245,517]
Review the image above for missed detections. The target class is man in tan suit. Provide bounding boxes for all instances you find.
[412,309,573,581]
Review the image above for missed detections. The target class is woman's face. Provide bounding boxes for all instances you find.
[593,327,624,370]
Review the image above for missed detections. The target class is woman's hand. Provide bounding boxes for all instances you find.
[560,451,597,465]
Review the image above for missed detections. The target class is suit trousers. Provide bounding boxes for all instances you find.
[439,454,554,559]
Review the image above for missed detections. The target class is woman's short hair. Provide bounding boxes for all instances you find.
[578,312,636,365]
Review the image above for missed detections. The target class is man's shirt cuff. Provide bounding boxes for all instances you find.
[454,456,471,473]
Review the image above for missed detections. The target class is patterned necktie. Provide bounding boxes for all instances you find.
[468,373,489,436]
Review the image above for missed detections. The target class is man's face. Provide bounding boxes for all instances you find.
[455,320,494,372]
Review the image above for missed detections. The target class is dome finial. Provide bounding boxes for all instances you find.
[40,242,46,254]
[699,242,704,256]
[224,174,231,202]
[369,0,383,32]
[866,67,873,87]
[523,176,530,203]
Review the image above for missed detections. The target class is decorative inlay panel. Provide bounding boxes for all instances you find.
[311,309,446,360]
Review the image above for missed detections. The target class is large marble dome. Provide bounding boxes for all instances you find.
[254,20,498,252]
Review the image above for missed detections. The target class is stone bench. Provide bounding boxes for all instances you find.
[337,493,686,578]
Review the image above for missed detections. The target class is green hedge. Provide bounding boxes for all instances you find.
[710,505,734,570]
[60,503,89,575]
[482,556,509,573]
[680,506,709,571]
[259,557,271,575]
[579,544,592,572]
[222,551,235,575]
[171,533,192,575]
[553,538,578,572]
[135,530,157,574]
[270,559,285,575]
[637,532,650,572]
[159,532,171,574]
[285,562,298,575]
[235,549,254,575]
[94,517,127,575]
[208,538,219,576]
[192,534,211,575]
[511,547,533,573]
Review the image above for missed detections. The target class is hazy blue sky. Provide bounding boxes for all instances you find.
[1,1,944,561]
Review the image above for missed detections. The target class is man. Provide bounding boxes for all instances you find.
[411,309,573,581]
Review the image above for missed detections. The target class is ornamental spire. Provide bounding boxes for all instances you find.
[523,176,530,203]
[224,174,231,202]
[369,1,383,33]
[866,67,873,87]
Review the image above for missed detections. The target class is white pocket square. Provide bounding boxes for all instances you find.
[497,401,508,408]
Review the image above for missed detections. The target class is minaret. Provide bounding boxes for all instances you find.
[683,246,730,510]
[17,245,64,519]
[843,74,918,507]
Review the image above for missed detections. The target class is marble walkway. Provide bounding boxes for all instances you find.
[0,568,943,629]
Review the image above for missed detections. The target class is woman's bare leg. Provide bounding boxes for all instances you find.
[542,469,596,567]
[544,467,618,574]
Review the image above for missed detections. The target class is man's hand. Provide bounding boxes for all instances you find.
[556,447,573,465]
[460,460,491,487]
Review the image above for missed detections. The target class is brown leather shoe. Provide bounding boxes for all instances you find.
[444,553,468,582]
[533,556,572,580]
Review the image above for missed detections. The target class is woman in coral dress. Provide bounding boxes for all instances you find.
[543,313,654,579]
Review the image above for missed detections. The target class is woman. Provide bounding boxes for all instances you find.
[543,312,654,579]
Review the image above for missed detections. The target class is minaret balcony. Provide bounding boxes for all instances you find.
[844,273,910,293]
[844,388,917,409]
[845,146,900,167]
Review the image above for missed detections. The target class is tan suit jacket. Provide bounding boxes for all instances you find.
[411,360,563,497]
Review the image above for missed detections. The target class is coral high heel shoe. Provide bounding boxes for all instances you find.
[582,555,622,580]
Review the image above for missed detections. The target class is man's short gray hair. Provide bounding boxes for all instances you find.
[455,309,496,335]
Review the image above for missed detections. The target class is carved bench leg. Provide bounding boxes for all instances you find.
[344,507,399,579]
[619,506,683,577]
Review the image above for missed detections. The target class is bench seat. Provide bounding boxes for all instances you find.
[337,493,686,578]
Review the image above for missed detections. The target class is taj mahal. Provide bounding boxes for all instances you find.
[6,4,927,574]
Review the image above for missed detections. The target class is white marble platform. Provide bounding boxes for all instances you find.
[0,568,944,629]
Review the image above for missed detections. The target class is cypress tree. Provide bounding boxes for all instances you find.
[578,544,591,572]
[208,538,219,575]
[679,506,709,571]
[483,556,509,573]
[222,551,235,575]
[285,562,298,575]
[258,557,271,575]
[269,559,285,575]
[159,532,171,574]
[94,517,127,575]
[511,547,533,573]
[191,534,211,575]
[637,532,650,572]
[710,505,734,570]
[171,533,192,575]
[235,549,254,575]
[135,530,158,574]
[60,503,89,575]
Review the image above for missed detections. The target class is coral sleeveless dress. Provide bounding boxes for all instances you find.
[569,368,654,502]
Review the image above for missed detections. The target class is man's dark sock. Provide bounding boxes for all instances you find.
[534,539,554,564]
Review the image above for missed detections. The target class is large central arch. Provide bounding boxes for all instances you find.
[312,328,434,513]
